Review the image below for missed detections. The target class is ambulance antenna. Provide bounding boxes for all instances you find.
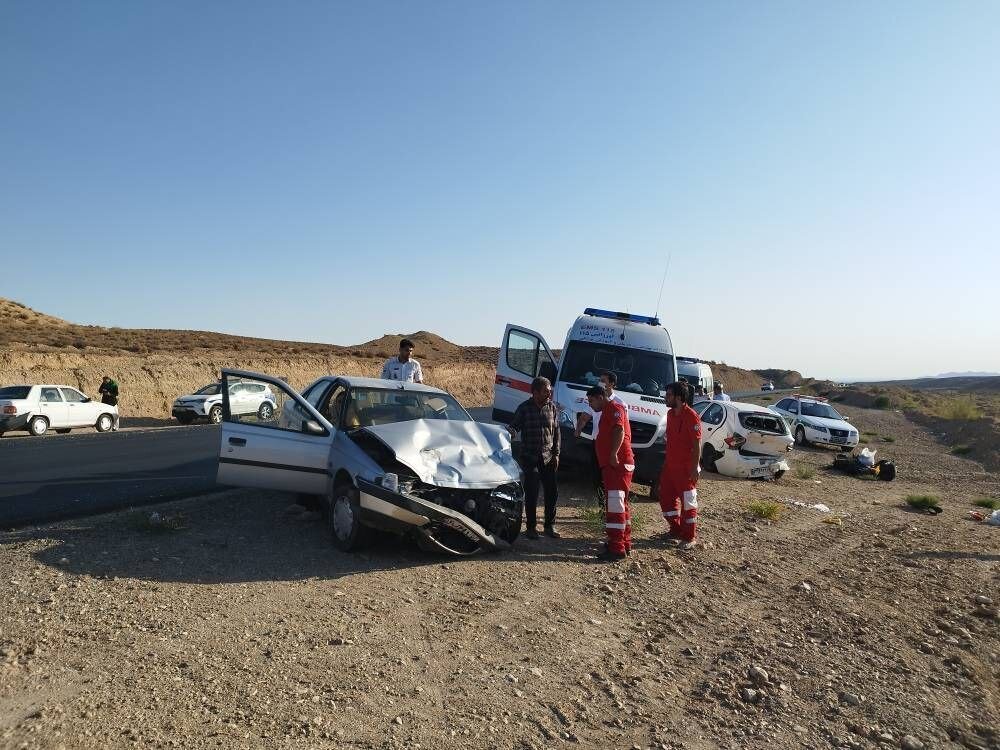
[654,252,672,320]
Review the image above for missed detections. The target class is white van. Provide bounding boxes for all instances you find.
[493,308,677,485]
[677,357,714,395]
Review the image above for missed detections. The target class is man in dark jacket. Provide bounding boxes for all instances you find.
[508,376,560,539]
[99,376,120,430]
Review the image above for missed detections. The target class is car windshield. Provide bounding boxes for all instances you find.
[347,388,472,428]
[195,383,221,395]
[560,342,675,397]
[800,401,842,420]
[0,386,31,399]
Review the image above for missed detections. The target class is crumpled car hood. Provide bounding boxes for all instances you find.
[360,419,521,489]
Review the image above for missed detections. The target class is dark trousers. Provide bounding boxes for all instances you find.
[521,457,559,529]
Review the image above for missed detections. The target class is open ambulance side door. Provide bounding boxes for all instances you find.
[492,324,558,424]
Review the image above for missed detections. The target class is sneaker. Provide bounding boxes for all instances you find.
[525,528,539,540]
[543,526,561,539]
[597,548,627,562]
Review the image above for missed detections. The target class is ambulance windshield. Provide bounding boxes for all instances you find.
[560,342,674,397]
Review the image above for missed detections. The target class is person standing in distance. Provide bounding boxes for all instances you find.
[381,339,424,383]
[712,383,731,401]
[586,385,634,561]
[99,375,121,430]
[508,377,561,539]
[657,381,702,549]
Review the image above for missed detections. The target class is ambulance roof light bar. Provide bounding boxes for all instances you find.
[583,308,660,326]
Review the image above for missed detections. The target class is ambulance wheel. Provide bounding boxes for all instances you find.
[700,444,718,473]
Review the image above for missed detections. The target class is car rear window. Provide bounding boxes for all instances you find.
[0,386,31,399]
[739,411,788,434]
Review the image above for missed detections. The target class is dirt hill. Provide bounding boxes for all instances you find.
[1,298,806,418]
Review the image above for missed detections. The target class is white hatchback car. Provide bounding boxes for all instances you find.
[172,381,277,425]
[771,396,859,450]
[0,384,118,437]
[692,400,794,479]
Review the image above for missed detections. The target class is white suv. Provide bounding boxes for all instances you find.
[0,384,118,437]
[772,396,859,450]
[172,381,277,425]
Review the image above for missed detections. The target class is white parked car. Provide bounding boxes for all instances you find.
[761,381,775,391]
[172,381,277,425]
[692,400,793,479]
[771,396,859,450]
[0,384,118,437]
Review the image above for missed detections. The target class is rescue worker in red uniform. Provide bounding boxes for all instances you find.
[586,385,634,561]
[657,381,702,549]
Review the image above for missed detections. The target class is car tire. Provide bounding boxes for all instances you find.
[176,415,194,425]
[795,426,809,447]
[95,413,114,433]
[55,429,71,434]
[700,444,718,473]
[29,416,49,436]
[209,406,223,424]
[327,484,369,552]
[257,402,274,421]
[773,469,786,479]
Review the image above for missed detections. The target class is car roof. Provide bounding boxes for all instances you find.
[315,375,448,395]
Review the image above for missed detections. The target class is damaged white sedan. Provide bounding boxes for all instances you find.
[692,400,794,479]
[215,369,524,555]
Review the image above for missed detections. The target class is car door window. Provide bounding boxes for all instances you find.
[507,330,541,377]
[60,388,87,402]
[224,374,321,433]
[40,388,63,403]
[702,403,725,426]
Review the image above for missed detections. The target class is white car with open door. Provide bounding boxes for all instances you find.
[216,369,524,556]
[771,395,859,450]
[0,384,118,437]
[692,400,793,479]
[493,308,677,488]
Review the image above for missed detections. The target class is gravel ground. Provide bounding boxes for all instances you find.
[1,406,998,750]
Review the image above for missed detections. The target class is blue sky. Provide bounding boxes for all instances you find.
[2,1,998,380]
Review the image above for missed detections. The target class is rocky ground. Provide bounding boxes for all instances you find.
[1,405,998,750]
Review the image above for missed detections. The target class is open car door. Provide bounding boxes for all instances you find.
[492,324,558,424]
[216,369,334,496]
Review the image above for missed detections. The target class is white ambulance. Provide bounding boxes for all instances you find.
[676,357,714,395]
[492,308,677,486]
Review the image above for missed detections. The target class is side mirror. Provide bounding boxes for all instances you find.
[82,397,91,403]
[302,419,326,436]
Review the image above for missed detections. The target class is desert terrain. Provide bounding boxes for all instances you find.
[1,299,999,750]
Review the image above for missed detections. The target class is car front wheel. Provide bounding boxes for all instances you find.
[29,416,49,436]
[328,484,369,552]
[257,402,274,421]
[795,426,808,446]
[209,406,223,424]
[95,413,114,433]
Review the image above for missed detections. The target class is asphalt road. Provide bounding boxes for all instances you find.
[0,425,220,527]
[0,397,796,528]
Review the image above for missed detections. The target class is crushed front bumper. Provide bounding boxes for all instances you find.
[356,478,517,555]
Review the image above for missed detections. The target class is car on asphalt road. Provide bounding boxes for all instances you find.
[172,381,277,425]
[771,395,859,450]
[761,381,775,391]
[692,399,793,479]
[216,369,525,556]
[0,384,118,437]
